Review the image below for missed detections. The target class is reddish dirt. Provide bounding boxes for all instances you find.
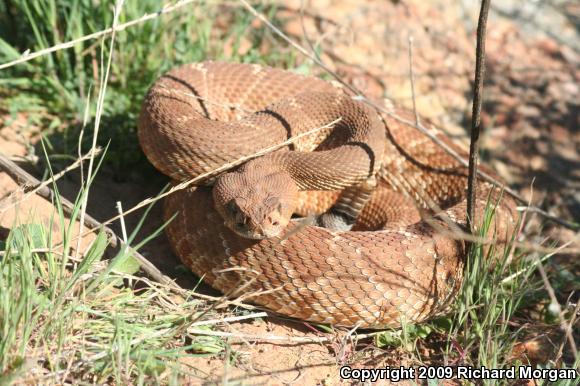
[1,0,577,384]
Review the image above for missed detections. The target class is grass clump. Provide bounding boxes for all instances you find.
[0,171,233,384]
[0,1,294,383]
[1,0,577,384]
[372,199,578,383]
[448,201,527,369]
[0,0,300,178]
[450,203,578,380]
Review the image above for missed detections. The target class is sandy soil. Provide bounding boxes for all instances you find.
[1,0,577,384]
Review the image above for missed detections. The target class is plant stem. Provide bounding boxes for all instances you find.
[467,0,491,234]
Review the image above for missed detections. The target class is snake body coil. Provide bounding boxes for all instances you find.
[138,62,516,328]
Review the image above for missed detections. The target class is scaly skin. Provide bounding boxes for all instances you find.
[139,61,517,328]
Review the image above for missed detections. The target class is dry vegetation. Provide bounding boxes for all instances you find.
[0,0,578,384]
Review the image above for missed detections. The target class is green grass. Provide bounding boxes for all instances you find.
[0,0,578,384]
[372,199,578,384]
[447,200,526,371]
[0,144,239,383]
[0,221,230,384]
[0,185,221,383]
[0,0,304,178]
[0,1,295,383]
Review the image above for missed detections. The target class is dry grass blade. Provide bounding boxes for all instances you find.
[535,258,579,363]
[189,312,268,327]
[237,0,578,231]
[386,168,580,255]
[0,0,202,71]
[77,0,124,261]
[407,35,420,127]
[68,117,342,244]
[0,147,100,213]
[157,84,256,116]
[0,153,179,289]
[186,328,381,343]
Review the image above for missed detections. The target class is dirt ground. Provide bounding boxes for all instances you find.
[1,0,578,384]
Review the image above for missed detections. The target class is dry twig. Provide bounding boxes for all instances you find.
[237,0,578,231]
[407,36,420,127]
[186,327,381,344]
[62,118,342,244]
[466,0,491,233]
[0,153,179,289]
[0,147,101,214]
[0,0,202,71]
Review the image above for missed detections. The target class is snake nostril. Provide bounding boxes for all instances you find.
[272,221,279,227]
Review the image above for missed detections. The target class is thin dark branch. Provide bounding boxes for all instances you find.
[238,0,579,231]
[299,0,321,61]
[517,206,578,229]
[0,153,180,290]
[466,0,491,233]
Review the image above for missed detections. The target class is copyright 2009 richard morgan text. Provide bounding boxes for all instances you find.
[339,365,578,383]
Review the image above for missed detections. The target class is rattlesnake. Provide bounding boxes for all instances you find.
[138,61,517,328]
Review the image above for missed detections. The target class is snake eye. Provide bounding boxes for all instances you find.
[272,220,279,227]
[236,213,247,225]
[227,201,248,230]
[227,200,240,216]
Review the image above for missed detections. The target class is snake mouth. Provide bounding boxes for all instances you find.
[239,233,269,240]
[231,222,283,240]
[232,228,270,240]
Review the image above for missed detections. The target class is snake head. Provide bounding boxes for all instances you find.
[213,163,299,240]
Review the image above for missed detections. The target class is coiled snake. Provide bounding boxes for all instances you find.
[138,62,517,328]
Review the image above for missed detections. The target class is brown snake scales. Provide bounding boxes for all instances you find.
[138,61,517,328]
